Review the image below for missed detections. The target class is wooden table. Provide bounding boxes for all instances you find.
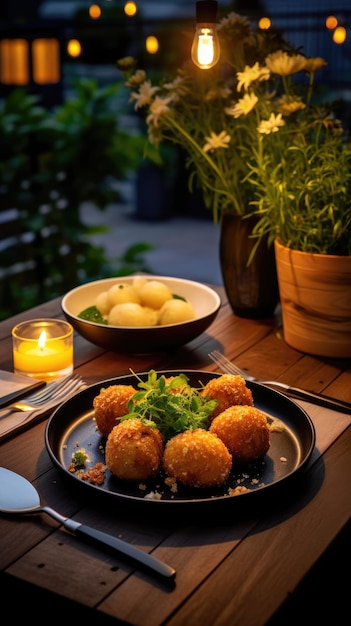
[1,289,350,625]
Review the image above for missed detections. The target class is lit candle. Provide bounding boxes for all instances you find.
[12,319,74,381]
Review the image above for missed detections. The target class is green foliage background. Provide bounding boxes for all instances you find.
[0,79,152,320]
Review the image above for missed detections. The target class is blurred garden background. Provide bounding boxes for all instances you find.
[1,0,350,320]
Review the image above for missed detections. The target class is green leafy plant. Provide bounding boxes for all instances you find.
[0,81,151,319]
[121,370,218,440]
[118,11,351,256]
[247,114,351,255]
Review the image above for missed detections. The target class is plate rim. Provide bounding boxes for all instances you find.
[45,370,316,507]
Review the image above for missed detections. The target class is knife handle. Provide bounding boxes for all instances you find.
[74,523,176,580]
[286,386,351,414]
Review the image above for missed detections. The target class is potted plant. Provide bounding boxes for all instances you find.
[243,56,351,357]
[117,11,351,353]
[116,13,324,319]
[116,14,300,318]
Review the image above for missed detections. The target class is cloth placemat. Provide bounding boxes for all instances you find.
[0,381,87,442]
[0,370,46,408]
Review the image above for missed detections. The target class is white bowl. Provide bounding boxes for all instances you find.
[61,276,221,353]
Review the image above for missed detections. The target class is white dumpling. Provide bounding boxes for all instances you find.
[158,299,195,325]
[107,283,140,307]
[108,302,158,327]
[139,280,173,309]
[132,276,148,295]
[95,291,111,315]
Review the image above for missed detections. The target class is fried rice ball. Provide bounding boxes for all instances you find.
[105,418,164,481]
[209,405,270,463]
[162,428,232,488]
[93,384,136,437]
[202,374,253,420]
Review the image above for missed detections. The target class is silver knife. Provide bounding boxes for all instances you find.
[265,382,351,414]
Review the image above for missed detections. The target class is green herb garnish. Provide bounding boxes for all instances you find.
[78,306,107,324]
[71,448,88,467]
[172,293,186,301]
[121,369,218,440]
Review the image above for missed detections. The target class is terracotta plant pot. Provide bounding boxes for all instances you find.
[274,239,351,358]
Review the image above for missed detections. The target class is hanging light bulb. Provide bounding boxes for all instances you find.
[191,1,220,70]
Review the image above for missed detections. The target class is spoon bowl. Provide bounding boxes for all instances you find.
[0,467,175,580]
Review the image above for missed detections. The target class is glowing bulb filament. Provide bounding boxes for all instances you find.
[197,29,214,66]
[192,25,219,69]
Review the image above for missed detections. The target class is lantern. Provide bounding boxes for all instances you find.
[0,37,60,85]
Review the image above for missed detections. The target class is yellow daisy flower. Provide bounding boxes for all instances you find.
[203,131,231,152]
[265,51,307,76]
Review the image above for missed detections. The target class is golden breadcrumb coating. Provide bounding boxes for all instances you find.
[105,418,164,481]
[201,374,253,420]
[209,405,270,463]
[162,428,232,488]
[93,384,136,437]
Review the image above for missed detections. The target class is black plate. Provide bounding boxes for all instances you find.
[45,370,315,507]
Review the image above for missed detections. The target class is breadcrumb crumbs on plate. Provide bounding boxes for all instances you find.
[165,476,178,493]
[144,491,163,500]
[81,462,107,485]
[268,417,285,432]
[228,486,250,496]
[280,456,288,462]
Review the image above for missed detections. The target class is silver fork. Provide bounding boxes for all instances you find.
[208,350,289,389]
[208,350,351,413]
[0,374,85,418]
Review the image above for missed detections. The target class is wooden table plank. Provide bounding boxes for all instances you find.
[1,288,350,625]
[165,427,351,626]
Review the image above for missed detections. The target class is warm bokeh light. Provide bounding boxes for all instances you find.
[258,17,271,30]
[0,38,60,85]
[124,2,137,17]
[326,15,338,30]
[32,39,60,84]
[0,39,29,84]
[89,4,102,19]
[67,39,82,58]
[333,26,347,44]
[146,35,159,55]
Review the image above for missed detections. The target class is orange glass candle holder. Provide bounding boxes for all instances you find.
[12,319,74,381]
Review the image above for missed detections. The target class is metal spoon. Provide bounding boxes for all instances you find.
[0,467,176,581]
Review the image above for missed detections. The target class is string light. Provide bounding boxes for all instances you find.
[124,2,137,17]
[89,4,102,19]
[146,35,159,55]
[191,1,220,70]
[326,15,338,30]
[67,39,82,58]
[333,26,347,44]
[258,17,271,30]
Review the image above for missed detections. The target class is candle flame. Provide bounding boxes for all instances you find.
[38,331,47,350]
